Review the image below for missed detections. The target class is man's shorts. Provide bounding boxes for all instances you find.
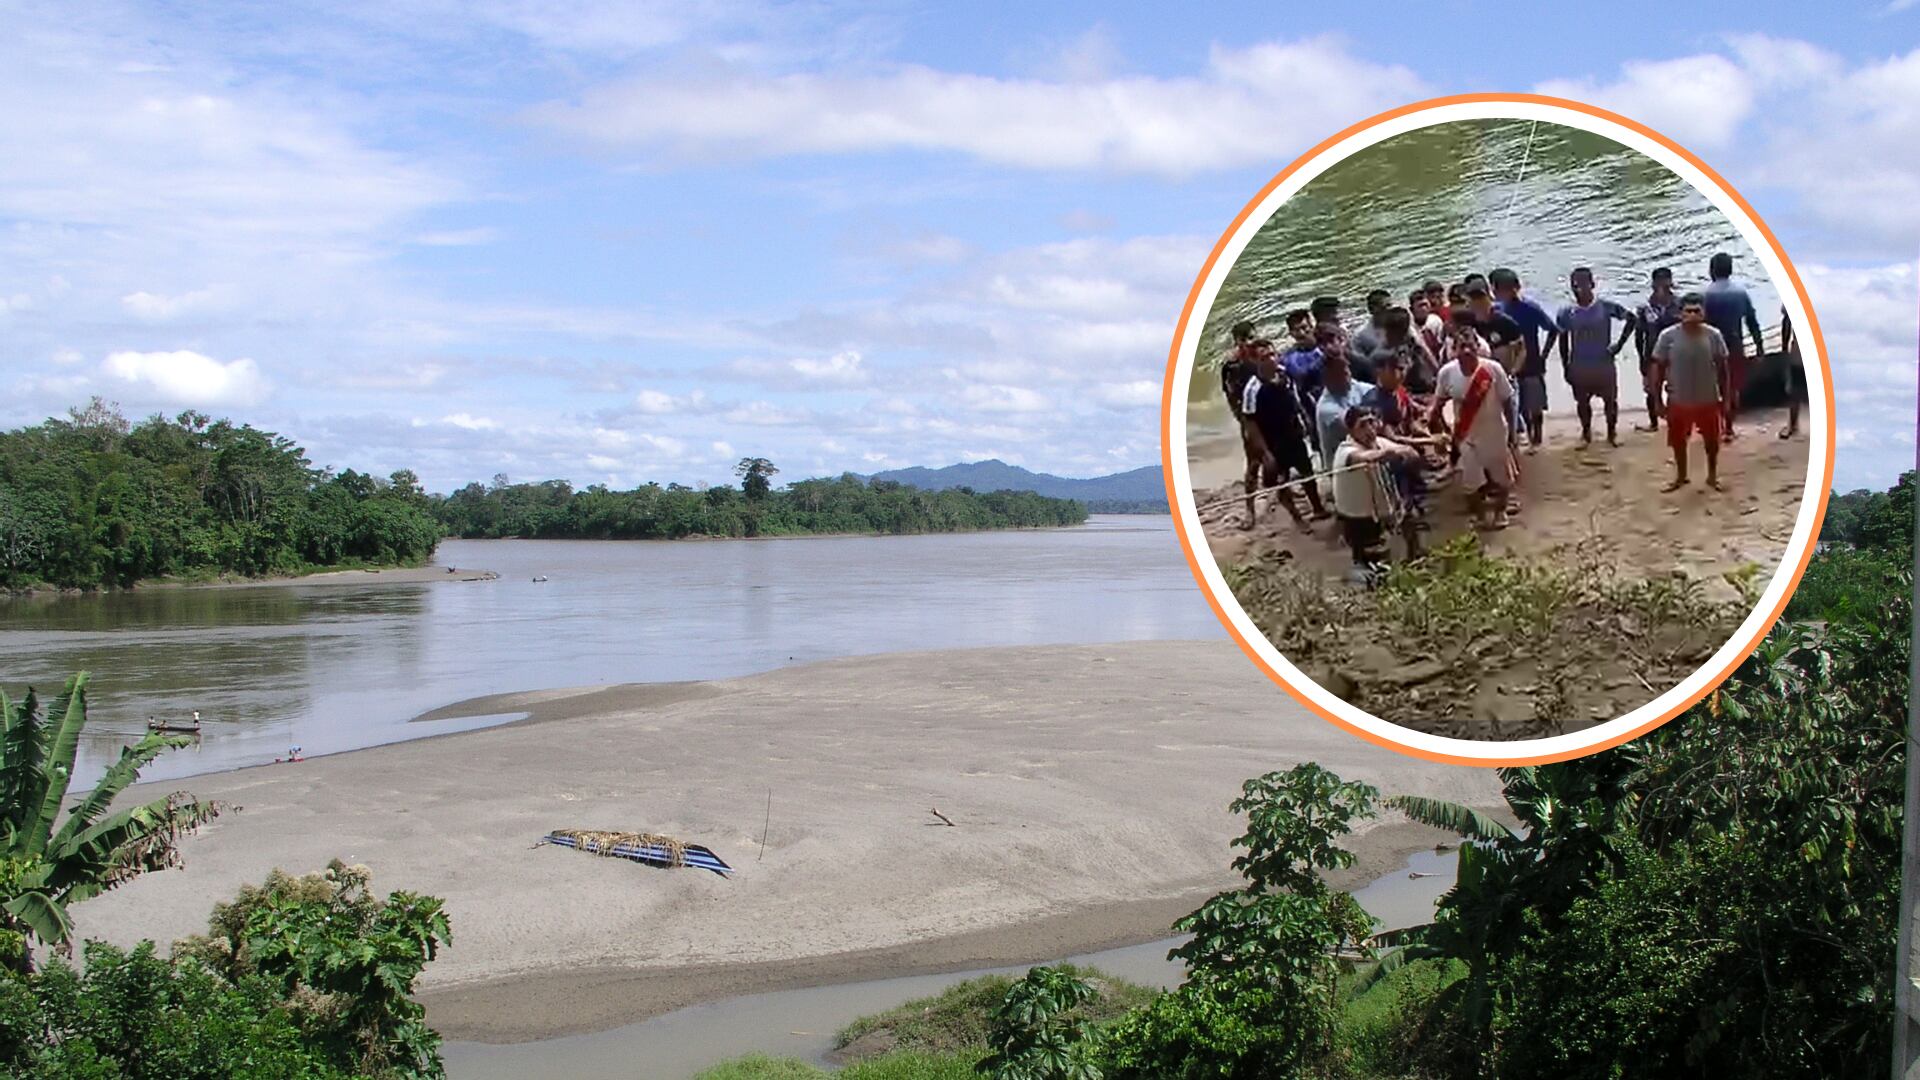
[1519,375,1548,419]
[1723,348,1749,406]
[1568,363,1618,404]
[1667,401,1721,450]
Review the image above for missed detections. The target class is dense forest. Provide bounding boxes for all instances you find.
[1821,470,1916,550]
[0,405,1088,591]
[428,458,1088,540]
[0,401,442,591]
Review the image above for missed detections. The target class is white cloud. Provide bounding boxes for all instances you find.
[788,349,868,384]
[1090,380,1162,409]
[121,286,227,320]
[526,35,1427,176]
[102,349,270,407]
[1537,54,1755,148]
[440,412,499,430]
[959,384,1049,414]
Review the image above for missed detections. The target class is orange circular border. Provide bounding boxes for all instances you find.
[1159,92,1835,768]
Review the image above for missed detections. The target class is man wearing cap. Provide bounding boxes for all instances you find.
[1331,405,1422,579]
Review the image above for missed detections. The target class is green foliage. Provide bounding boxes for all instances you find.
[431,470,1087,540]
[977,967,1102,1080]
[1784,544,1906,622]
[0,673,217,967]
[0,400,441,590]
[1336,956,1471,1080]
[836,966,1153,1063]
[0,940,351,1079]
[1820,469,1915,551]
[736,457,780,501]
[175,861,452,1080]
[1096,764,1379,1079]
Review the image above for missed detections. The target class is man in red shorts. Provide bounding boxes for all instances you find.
[1652,292,1729,491]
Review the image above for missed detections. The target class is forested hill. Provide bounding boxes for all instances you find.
[865,460,1167,513]
[429,467,1087,540]
[0,402,444,591]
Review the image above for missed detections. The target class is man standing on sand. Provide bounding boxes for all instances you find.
[1780,306,1805,439]
[1653,292,1729,491]
[1703,252,1768,442]
[1367,306,1438,397]
[1281,308,1324,403]
[1464,280,1526,454]
[1332,406,1424,579]
[1634,268,1684,433]
[1241,340,1332,530]
[1314,328,1376,483]
[1555,267,1636,447]
[1490,268,1559,450]
[1430,319,1516,530]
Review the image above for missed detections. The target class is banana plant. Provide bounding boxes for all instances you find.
[1,672,218,969]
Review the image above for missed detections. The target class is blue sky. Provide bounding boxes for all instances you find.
[2,2,1916,493]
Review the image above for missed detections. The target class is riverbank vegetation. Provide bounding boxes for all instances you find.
[0,400,442,591]
[0,672,451,1077]
[429,465,1088,540]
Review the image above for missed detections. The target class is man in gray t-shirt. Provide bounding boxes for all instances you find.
[1651,292,1728,491]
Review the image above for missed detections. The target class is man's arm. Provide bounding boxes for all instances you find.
[1744,299,1766,359]
[1607,302,1635,355]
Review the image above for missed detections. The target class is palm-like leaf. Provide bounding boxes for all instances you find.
[1386,794,1516,842]
[1,890,71,948]
[25,674,90,859]
[0,686,44,841]
[52,733,191,853]
[49,791,220,901]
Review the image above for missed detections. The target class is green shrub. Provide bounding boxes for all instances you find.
[0,940,349,1079]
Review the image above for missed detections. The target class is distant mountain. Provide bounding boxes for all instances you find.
[865,460,1167,511]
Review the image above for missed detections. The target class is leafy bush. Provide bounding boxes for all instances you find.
[837,966,1152,1063]
[0,940,349,1079]
[175,861,452,1079]
[977,967,1102,1080]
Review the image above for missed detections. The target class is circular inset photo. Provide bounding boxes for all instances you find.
[1164,95,1832,765]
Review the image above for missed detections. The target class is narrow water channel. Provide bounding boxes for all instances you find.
[442,847,1457,1078]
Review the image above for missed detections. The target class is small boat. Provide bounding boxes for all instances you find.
[538,830,733,877]
[147,711,203,736]
[532,575,549,583]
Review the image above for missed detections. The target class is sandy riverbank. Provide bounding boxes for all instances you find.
[155,564,501,589]
[1196,406,1808,591]
[76,642,1500,1042]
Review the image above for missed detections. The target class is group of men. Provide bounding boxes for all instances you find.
[1220,252,1795,578]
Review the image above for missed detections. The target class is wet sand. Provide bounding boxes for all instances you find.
[74,642,1499,1042]
[166,565,501,588]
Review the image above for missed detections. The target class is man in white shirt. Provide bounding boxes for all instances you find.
[1428,320,1516,530]
[1331,406,1422,580]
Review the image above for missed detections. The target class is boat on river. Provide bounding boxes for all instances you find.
[537,829,733,877]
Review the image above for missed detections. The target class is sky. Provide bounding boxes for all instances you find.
[2,1,1917,494]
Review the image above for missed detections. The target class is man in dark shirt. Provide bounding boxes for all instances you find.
[1281,308,1325,403]
[1465,281,1525,452]
[1365,306,1437,397]
[1352,289,1393,358]
[1702,252,1767,441]
[1242,342,1330,529]
[1635,268,1684,433]
[1221,320,1260,420]
[1490,268,1559,449]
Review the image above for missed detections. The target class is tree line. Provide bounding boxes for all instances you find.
[0,400,442,591]
[428,464,1088,541]
[0,403,1089,591]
